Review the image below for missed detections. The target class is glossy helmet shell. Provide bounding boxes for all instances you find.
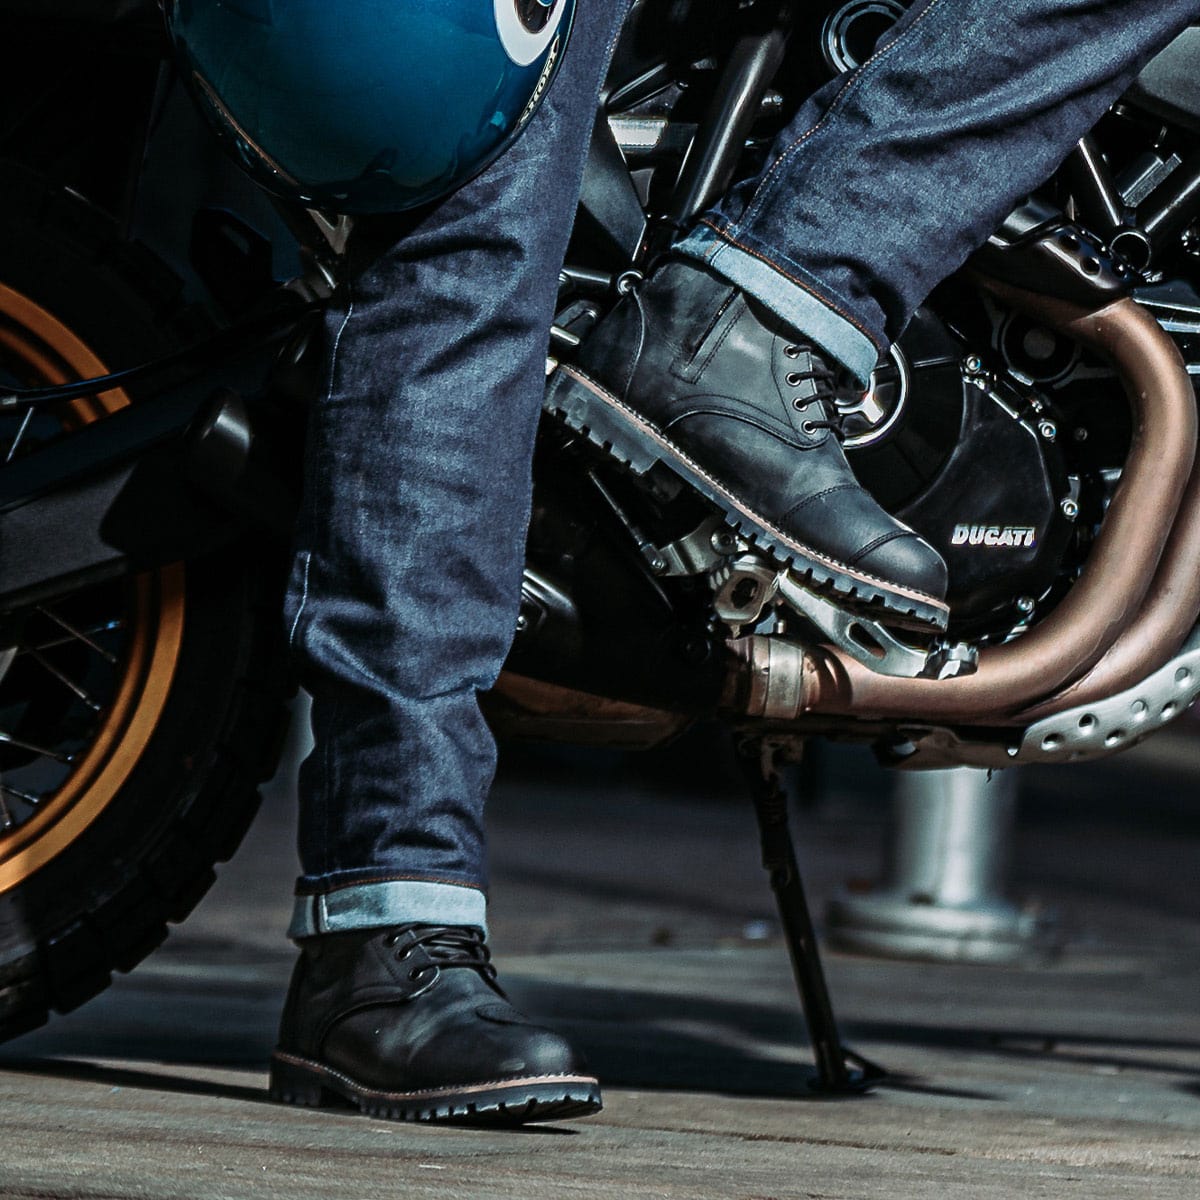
[166,0,575,214]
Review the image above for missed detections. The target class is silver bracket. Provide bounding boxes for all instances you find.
[924,640,980,680]
[711,553,781,629]
[659,516,739,577]
[583,473,738,579]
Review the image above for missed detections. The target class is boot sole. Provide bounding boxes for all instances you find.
[269,1051,603,1126]
[546,364,949,631]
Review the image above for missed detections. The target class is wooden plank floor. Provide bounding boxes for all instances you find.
[2,721,1197,1199]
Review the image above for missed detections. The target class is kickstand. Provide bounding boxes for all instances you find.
[738,736,887,1095]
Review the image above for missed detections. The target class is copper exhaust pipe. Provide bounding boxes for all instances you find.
[1016,445,1200,723]
[800,285,1196,722]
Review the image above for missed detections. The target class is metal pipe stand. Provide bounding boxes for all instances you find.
[826,765,1058,964]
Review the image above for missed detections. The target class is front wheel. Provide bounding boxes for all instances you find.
[0,164,293,1039]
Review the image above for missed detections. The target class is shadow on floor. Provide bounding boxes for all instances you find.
[10,965,1198,1107]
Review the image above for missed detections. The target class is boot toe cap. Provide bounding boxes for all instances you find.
[853,531,948,603]
[472,1003,592,1077]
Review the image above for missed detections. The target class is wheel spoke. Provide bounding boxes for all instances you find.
[34,610,121,663]
[4,404,34,463]
[0,781,41,806]
[26,648,102,712]
[0,267,187,872]
[0,728,74,765]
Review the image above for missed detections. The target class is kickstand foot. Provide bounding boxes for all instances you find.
[738,736,887,1095]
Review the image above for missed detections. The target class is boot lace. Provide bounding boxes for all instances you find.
[383,924,498,986]
[784,344,847,438]
[615,273,849,438]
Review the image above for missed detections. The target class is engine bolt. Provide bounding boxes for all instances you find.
[515,613,529,632]
[1039,420,1058,441]
[1060,497,1079,519]
[1073,427,1088,442]
[1015,596,1035,615]
[963,354,984,374]
[711,530,738,554]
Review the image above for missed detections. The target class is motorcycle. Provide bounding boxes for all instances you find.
[1,0,1199,1091]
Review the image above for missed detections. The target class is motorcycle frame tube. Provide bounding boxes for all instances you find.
[663,3,795,231]
[798,285,1198,723]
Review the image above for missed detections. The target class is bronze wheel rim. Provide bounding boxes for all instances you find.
[0,281,185,893]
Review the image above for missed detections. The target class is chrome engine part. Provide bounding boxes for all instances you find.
[839,342,910,449]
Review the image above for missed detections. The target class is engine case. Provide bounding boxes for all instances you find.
[848,309,1076,638]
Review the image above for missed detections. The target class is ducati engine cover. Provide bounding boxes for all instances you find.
[847,309,1075,638]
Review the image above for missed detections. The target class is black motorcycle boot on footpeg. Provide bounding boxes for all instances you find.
[269,924,602,1125]
[545,258,949,630]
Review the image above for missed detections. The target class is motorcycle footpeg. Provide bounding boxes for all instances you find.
[775,572,976,680]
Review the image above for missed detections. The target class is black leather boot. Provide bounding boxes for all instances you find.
[545,258,948,630]
[269,925,601,1125]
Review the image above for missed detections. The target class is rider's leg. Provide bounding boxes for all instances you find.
[275,2,628,1123]
[683,0,1200,384]
[550,0,1200,629]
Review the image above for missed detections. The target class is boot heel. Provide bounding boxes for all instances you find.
[545,367,661,476]
[269,1054,342,1108]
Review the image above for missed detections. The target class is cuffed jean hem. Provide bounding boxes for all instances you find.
[677,221,882,387]
[288,879,488,940]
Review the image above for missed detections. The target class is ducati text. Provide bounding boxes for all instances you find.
[950,524,1037,548]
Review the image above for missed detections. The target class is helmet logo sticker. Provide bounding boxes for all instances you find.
[516,34,561,129]
[495,0,567,67]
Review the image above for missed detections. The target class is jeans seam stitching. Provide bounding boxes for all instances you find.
[288,290,355,653]
[328,291,355,399]
[299,874,486,895]
[738,0,945,227]
[288,552,311,648]
[698,219,884,351]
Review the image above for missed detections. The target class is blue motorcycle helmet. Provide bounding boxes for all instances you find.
[165,0,575,214]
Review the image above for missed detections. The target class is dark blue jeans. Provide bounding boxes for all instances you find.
[681,0,1200,384]
[286,1,1199,938]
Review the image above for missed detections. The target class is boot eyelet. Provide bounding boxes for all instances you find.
[801,420,818,435]
[792,397,809,411]
[786,372,803,386]
[784,344,800,358]
[395,946,411,961]
[409,966,428,981]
